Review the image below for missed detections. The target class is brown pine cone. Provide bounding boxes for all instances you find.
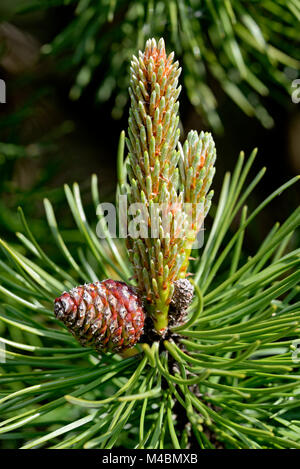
[169,279,194,326]
[54,279,145,353]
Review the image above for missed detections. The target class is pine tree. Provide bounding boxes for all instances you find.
[0,38,299,450]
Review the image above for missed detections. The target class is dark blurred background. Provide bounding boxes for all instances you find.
[0,1,299,257]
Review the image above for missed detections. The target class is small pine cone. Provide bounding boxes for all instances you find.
[169,279,194,326]
[54,279,145,353]
[170,279,194,312]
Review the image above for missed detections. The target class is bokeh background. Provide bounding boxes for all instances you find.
[0,0,299,261]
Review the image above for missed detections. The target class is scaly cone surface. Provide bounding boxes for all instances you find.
[54,280,144,353]
[124,38,216,335]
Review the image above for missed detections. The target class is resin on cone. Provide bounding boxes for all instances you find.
[54,279,145,353]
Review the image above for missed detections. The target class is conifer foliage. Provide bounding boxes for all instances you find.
[0,38,299,449]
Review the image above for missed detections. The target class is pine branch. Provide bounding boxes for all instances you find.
[124,38,216,334]
[0,36,299,450]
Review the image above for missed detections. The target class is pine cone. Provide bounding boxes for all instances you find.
[169,279,194,326]
[170,279,194,312]
[54,279,145,353]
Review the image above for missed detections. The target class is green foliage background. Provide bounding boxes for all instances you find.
[12,0,300,130]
